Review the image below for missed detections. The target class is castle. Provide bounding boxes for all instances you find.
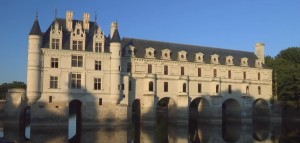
[13,11,273,126]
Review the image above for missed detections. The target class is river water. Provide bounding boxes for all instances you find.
[0,117,299,143]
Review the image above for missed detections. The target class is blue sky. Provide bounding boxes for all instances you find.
[0,0,299,84]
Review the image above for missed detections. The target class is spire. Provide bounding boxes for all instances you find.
[29,19,42,35]
[94,11,97,22]
[55,8,58,19]
[110,29,121,43]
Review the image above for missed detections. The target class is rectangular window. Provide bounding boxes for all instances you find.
[148,64,152,73]
[71,55,83,67]
[50,76,58,89]
[243,71,247,80]
[213,69,217,77]
[122,84,125,90]
[164,82,168,92]
[99,98,102,105]
[164,65,168,75]
[228,70,231,79]
[71,73,81,89]
[49,96,52,103]
[94,78,101,90]
[258,72,261,80]
[51,38,60,49]
[73,40,83,51]
[198,83,202,93]
[181,67,184,75]
[258,86,261,95]
[228,85,232,94]
[51,58,59,68]
[198,68,201,77]
[95,61,102,70]
[95,42,102,52]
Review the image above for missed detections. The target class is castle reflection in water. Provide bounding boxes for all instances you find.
[1,117,298,143]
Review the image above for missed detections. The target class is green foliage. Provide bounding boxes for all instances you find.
[265,47,300,105]
[0,81,26,100]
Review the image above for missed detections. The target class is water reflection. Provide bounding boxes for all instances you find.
[0,118,299,143]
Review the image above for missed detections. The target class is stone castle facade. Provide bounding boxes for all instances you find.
[24,11,272,126]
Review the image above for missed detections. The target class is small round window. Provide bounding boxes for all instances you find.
[165,53,168,57]
[214,58,217,62]
[148,51,152,56]
[228,59,231,63]
[243,61,246,64]
[198,56,201,60]
[181,55,184,59]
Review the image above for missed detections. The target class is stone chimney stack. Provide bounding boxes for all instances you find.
[255,42,265,64]
[83,13,90,31]
[110,22,118,38]
[66,11,73,31]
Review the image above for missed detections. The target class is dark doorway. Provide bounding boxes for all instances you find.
[68,100,82,142]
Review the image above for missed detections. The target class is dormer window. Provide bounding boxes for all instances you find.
[211,54,219,64]
[178,51,187,61]
[241,57,248,66]
[50,21,62,50]
[195,52,204,63]
[145,47,155,58]
[71,22,86,50]
[161,49,171,60]
[255,60,262,68]
[93,27,104,53]
[129,45,135,57]
[226,56,234,65]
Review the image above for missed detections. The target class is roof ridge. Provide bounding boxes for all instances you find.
[122,37,253,54]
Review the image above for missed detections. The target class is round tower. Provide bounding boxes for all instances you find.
[27,19,42,105]
[109,22,122,102]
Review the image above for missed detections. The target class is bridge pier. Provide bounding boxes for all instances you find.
[4,88,26,125]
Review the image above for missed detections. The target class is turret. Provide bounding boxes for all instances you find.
[109,22,122,102]
[255,42,265,64]
[27,18,42,105]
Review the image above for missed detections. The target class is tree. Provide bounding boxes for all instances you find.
[265,47,300,106]
[0,81,26,100]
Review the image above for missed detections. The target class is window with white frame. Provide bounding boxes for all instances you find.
[94,78,101,90]
[95,42,102,52]
[72,40,83,51]
[51,58,59,68]
[71,55,83,67]
[95,60,102,70]
[50,76,58,89]
[71,73,81,89]
[51,38,60,49]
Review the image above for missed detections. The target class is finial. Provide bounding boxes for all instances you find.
[94,11,97,22]
[55,8,58,19]
[35,9,39,20]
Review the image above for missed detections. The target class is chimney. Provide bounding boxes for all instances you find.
[83,13,90,31]
[110,22,118,38]
[255,42,265,64]
[66,11,73,31]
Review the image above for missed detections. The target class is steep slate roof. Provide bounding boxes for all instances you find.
[29,20,42,35]
[41,18,109,52]
[110,29,121,43]
[122,37,259,67]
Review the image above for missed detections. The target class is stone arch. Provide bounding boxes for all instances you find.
[156,97,177,121]
[222,98,241,122]
[68,100,82,141]
[189,97,210,121]
[253,98,270,121]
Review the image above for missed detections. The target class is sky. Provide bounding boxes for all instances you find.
[0,0,299,84]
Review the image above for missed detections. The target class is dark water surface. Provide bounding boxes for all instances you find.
[0,118,299,143]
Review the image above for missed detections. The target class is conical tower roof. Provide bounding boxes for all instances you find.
[29,19,42,35]
[110,29,121,43]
